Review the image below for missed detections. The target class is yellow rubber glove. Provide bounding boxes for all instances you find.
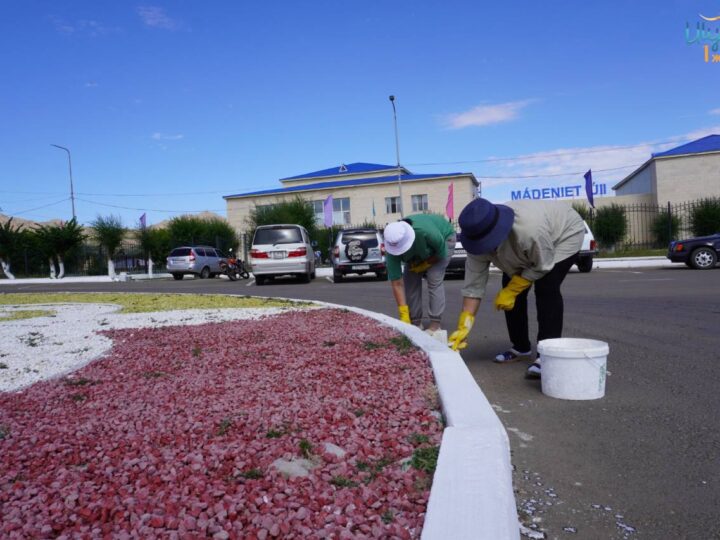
[409,260,432,273]
[494,275,532,311]
[448,311,475,351]
[398,304,411,324]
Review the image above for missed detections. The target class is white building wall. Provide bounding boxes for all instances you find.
[615,162,656,197]
[654,153,720,204]
[226,176,478,235]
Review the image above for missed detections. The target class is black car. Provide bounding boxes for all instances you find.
[667,233,720,269]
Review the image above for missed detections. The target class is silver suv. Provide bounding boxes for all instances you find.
[166,246,226,280]
[250,224,316,285]
[331,228,387,282]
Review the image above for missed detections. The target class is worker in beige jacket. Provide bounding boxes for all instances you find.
[448,198,584,379]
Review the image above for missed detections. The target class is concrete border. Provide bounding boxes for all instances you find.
[311,301,520,540]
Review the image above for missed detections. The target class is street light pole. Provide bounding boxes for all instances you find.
[51,144,76,220]
[388,95,404,218]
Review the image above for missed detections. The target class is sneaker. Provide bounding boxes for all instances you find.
[425,328,448,346]
[494,348,532,363]
[526,357,541,379]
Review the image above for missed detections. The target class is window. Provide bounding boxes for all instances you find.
[412,194,428,212]
[311,200,325,225]
[312,198,350,225]
[385,196,402,214]
[333,197,351,225]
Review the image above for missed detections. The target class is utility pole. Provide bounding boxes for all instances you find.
[389,95,404,218]
[51,144,76,220]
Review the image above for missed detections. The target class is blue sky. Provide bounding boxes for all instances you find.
[2,1,719,226]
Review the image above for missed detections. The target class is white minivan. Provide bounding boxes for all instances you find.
[249,224,316,285]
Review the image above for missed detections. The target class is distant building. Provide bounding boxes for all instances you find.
[612,134,720,205]
[224,162,480,235]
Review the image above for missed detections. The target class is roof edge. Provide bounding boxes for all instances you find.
[224,172,478,200]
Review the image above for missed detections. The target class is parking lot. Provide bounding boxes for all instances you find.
[2,266,718,539]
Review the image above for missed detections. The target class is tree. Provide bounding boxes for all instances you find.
[33,219,85,278]
[136,224,170,276]
[571,202,591,222]
[651,210,680,247]
[593,204,627,250]
[690,198,720,237]
[247,196,318,240]
[167,216,238,253]
[91,215,125,279]
[0,218,24,279]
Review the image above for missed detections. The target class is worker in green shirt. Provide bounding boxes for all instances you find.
[383,214,456,335]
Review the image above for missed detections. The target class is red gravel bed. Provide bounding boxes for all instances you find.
[0,309,442,539]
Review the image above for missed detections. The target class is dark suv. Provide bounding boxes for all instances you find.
[331,228,387,282]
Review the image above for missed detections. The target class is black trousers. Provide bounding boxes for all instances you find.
[501,253,579,353]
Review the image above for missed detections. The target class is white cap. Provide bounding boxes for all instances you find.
[383,221,415,255]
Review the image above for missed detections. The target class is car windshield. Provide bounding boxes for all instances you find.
[254,227,302,245]
[342,233,378,247]
[169,248,192,257]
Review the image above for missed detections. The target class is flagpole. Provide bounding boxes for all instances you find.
[389,95,404,218]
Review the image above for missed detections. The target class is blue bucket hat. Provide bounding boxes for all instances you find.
[458,198,515,255]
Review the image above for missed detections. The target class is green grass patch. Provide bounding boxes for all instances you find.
[329,475,358,488]
[239,468,263,480]
[299,439,314,459]
[407,432,430,446]
[0,309,54,322]
[0,293,308,313]
[216,418,233,436]
[597,248,665,258]
[411,446,440,474]
[64,377,95,387]
[389,335,416,355]
[0,425,9,440]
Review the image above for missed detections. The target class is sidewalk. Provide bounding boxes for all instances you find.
[0,257,673,285]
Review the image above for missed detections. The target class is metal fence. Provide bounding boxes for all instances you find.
[585,200,714,249]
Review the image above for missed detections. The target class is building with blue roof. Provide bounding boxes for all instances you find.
[224,162,479,233]
[613,135,720,205]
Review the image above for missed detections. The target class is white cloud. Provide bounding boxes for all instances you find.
[708,108,720,115]
[442,100,536,129]
[50,16,118,36]
[137,6,179,29]
[480,125,720,190]
[85,82,99,88]
[151,133,184,141]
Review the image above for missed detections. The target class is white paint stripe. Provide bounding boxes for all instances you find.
[618,278,674,282]
[325,276,334,283]
[246,279,255,286]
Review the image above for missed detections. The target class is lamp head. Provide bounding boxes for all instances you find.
[389,95,395,102]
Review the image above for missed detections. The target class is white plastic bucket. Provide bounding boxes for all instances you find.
[537,338,609,400]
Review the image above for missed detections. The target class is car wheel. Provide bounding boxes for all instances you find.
[689,247,717,269]
[311,270,316,280]
[256,276,265,285]
[333,272,343,283]
[300,272,311,283]
[199,266,211,279]
[376,271,387,281]
[172,273,183,281]
[576,257,593,273]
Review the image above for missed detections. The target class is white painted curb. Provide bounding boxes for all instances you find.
[310,301,520,540]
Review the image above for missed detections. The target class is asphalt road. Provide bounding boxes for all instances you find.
[2,266,719,539]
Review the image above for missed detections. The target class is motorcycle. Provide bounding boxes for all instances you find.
[219,249,250,281]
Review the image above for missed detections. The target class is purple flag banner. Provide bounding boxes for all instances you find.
[584,170,595,208]
[139,213,147,228]
[323,195,334,227]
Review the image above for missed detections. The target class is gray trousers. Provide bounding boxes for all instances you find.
[404,234,456,325]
